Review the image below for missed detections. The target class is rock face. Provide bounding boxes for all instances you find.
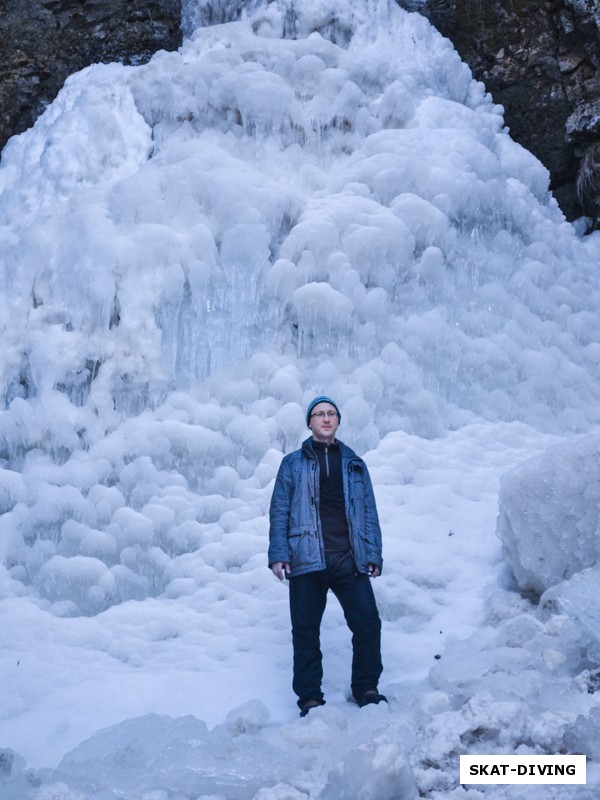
[0,0,182,156]
[421,0,600,220]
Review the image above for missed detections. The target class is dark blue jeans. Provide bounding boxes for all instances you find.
[288,551,383,707]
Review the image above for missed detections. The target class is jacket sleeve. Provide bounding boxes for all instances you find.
[363,464,383,569]
[268,456,293,566]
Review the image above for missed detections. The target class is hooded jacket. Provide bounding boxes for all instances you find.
[268,437,383,577]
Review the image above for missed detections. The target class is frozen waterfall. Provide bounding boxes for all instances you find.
[1,0,600,797]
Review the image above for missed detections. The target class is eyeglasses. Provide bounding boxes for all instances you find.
[310,411,338,419]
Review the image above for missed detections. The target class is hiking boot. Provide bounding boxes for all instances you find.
[299,698,325,717]
[355,689,388,708]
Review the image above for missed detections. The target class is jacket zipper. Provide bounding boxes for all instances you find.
[309,450,324,563]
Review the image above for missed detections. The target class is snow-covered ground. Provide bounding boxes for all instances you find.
[1,1,600,797]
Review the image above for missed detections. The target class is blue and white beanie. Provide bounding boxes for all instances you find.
[306,395,341,426]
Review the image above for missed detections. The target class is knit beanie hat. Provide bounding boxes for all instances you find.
[306,395,341,426]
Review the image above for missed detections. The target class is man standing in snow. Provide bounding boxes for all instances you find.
[268,395,385,717]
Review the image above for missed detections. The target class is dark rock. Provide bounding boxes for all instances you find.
[0,0,182,156]
[576,141,600,226]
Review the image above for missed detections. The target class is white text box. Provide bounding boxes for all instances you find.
[460,755,586,784]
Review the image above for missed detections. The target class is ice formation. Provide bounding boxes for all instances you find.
[497,432,600,595]
[1,0,600,797]
[498,431,600,666]
[1,0,599,617]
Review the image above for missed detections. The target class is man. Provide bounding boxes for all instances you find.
[268,395,386,717]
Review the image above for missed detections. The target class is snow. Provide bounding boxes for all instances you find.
[1,0,600,797]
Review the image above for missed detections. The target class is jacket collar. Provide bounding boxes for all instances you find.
[301,436,360,463]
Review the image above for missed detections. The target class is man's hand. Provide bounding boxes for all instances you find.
[368,563,381,578]
[271,562,291,581]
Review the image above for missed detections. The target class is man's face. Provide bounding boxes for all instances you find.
[308,402,339,443]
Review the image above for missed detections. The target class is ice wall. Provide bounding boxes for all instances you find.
[1,0,600,615]
[181,0,397,42]
[1,0,599,450]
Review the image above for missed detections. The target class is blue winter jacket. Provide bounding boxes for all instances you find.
[268,437,383,577]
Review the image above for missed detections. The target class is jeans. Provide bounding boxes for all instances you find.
[288,551,383,707]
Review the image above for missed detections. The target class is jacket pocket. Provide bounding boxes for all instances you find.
[288,528,317,566]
